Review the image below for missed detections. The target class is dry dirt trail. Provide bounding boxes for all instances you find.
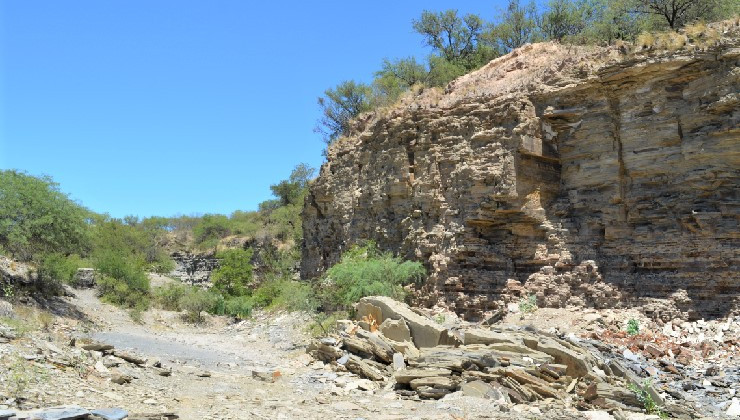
[65,288,576,419]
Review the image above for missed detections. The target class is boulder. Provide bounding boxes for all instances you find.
[357,296,450,348]
[73,268,96,288]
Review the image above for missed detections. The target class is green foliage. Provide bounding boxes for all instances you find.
[518,294,538,314]
[153,282,188,311]
[37,253,84,296]
[91,217,172,273]
[628,380,667,419]
[179,286,218,323]
[320,242,425,310]
[0,170,90,261]
[627,318,640,335]
[315,80,373,145]
[221,295,254,319]
[211,248,253,297]
[193,214,231,248]
[252,278,317,312]
[94,250,150,310]
[412,10,488,66]
[488,0,540,52]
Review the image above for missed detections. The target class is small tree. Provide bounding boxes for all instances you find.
[631,0,735,29]
[211,248,253,297]
[488,0,540,52]
[315,81,372,145]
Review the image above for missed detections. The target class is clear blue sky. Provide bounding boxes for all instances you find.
[1,1,506,218]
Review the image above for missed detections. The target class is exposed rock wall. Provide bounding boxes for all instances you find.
[302,34,740,321]
[170,252,219,286]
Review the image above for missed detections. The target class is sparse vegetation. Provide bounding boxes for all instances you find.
[518,294,538,314]
[628,379,668,419]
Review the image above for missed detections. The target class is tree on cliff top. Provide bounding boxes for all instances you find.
[315,80,372,145]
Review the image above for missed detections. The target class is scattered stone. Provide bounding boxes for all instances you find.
[29,405,90,420]
[110,373,132,385]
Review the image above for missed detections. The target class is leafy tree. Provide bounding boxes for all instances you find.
[426,55,468,87]
[211,248,254,297]
[269,163,315,206]
[488,0,540,52]
[0,170,90,261]
[372,57,429,106]
[94,249,150,309]
[413,10,486,65]
[539,0,593,40]
[315,81,372,145]
[631,0,736,29]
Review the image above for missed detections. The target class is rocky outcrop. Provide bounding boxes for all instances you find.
[303,28,740,321]
[170,252,219,286]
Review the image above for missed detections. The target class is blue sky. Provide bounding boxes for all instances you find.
[1,1,507,218]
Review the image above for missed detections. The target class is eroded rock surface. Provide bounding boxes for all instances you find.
[302,31,740,321]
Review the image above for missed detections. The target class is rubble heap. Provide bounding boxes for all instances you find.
[309,296,740,418]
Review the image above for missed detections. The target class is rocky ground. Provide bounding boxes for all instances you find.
[0,283,738,419]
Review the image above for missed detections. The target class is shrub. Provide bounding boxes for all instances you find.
[211,248,253,297]
[94,250,150,310]
[252,278,318,312]
[320,241,425,310]
[193,214,231,247]
[37,253,83,296]
[223,295,253,319]
[179,287,218,323]
[153,282,188,311]
[518,294,538,314]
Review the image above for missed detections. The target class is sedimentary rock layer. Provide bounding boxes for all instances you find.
[303,31,740,320]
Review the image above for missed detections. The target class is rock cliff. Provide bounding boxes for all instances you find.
[303,28,740,321]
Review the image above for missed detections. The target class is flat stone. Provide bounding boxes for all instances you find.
[409,376,457,390]
[394,368,452,384]
[0,410,16,420]
[112,350,147,365]
[29,406,90,420]
[90,408,128,420]
[393,352,405,371]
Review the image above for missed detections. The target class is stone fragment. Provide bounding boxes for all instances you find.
[80,341,114,352]
[416,386,453,399]
[409,376,457,390]
[112,350,147,365]
[379,318,411,343]
[72,268,96,288]
[392,352,405,371]
[345,355,386,381]
[726,398,740,416]
[110,373,132,384]
[0,410,15,420]
[394,368,452,384]
[356,329,395,363]
[461,380,510,404]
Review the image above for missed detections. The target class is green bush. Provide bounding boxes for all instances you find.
[37,253,84,296]
[179,287,218,323]
[321,241,425,310]
[252,278,317,312]
[193,214,231,247]
[94,250,150,310]
[223,295,253,319]
[211,248,253,297]
[153,282,188,311]
[627,318,640,335]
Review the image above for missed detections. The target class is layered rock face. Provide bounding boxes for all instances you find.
[170,252,219,286]
[303,32,739,321]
